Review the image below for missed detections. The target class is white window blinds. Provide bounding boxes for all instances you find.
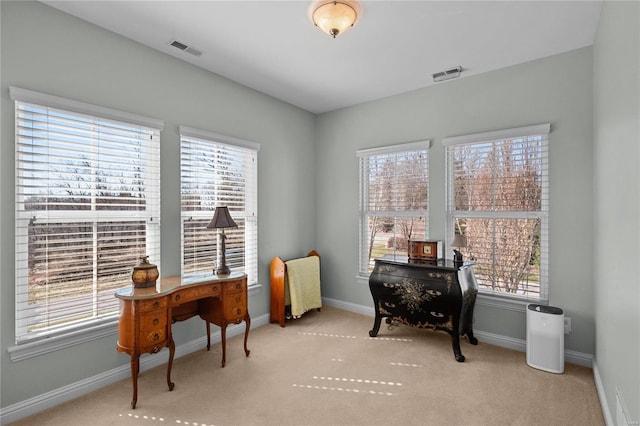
[357,141,431,275]
[12,87,162,343]
[444,124,550,301]
[179,126,259,286]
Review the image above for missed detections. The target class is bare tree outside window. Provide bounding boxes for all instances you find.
[447,129,549,300]
[359,143,429,275]
[14,93,161,342]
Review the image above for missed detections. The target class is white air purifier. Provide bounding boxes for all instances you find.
[526,304,564,373]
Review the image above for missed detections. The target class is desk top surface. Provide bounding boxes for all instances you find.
[115,271,246,299]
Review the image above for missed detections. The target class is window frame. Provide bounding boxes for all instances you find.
[443,123,550,303]
[9,86,163,360]
[178,126,260,288]
[356,140,431,278]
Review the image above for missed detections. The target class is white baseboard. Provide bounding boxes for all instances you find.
[0,313,271,425]
[473,329,593,368]
[323,297,593,368]
[592,359,615,426]
[2,300,598,424]
[323,296,375,317]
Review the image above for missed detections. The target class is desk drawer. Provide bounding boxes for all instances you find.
[171,283,221,305]
[225,280,245,294]
[138,298,168,313]
[139,310,167,330]
[139,328,168,351]
[225,293,247,323]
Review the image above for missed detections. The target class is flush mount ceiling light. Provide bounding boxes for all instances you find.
[312,1,358,38]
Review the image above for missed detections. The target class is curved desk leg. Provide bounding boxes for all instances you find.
[220,322,227,368]
[167,339,176,392]
[130,354,140,409]
[206,321,211,351]
[243,314,251,358]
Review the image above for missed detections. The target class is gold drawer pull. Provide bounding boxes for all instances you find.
[153,301,160,309]
[153,318,159,325]
[153,333,160,341]
[175,294,181,301]
[236,308,242,315]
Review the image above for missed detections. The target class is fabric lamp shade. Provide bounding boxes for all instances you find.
[207,206,238,229]
[452,234,467,248]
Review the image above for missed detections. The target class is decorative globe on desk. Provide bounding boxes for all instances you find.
[131,256,159,288]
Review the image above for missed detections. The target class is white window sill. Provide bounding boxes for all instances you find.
[248,282,262,296]
[475,293,532,312]
[356,274,369,285]
[8,320,118,362]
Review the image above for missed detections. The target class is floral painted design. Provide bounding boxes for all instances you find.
[390,278,441,314]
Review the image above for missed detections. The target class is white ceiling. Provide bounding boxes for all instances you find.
[42,1,603,114]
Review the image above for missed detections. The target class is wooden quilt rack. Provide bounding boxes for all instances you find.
[269,250,320,327]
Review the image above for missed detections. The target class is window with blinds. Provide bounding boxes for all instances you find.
[444,124,550,302]
[179,127,259,286]
[357,141,431,275]
[12,87,162,344]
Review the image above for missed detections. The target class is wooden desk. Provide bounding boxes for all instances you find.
[115,272,250,409]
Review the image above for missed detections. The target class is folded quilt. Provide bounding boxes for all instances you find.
[285,256,321,318]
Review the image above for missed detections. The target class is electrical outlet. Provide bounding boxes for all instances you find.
[564,317,571,334]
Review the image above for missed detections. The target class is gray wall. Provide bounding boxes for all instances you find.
[3,1,639,423]
[593,1,640,423]
[1,1,316,408]
[316,47,596,354]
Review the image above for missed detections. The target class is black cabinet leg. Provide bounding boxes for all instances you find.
[369,312,382,337]
[451,334,465,362]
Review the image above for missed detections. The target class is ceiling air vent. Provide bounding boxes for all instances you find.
[433,66,463,83]
[169,40,202,57]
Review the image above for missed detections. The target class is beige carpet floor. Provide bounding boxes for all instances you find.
[11,306,604,426]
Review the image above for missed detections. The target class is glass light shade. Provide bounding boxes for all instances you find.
[313,1,357,38]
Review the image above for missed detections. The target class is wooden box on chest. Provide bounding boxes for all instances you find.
[407,240,443,261]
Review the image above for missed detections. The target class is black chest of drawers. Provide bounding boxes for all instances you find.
[368,256,478,362]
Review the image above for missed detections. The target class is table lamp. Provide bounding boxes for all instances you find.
[451,234,467,267]
[207,206,238,277]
